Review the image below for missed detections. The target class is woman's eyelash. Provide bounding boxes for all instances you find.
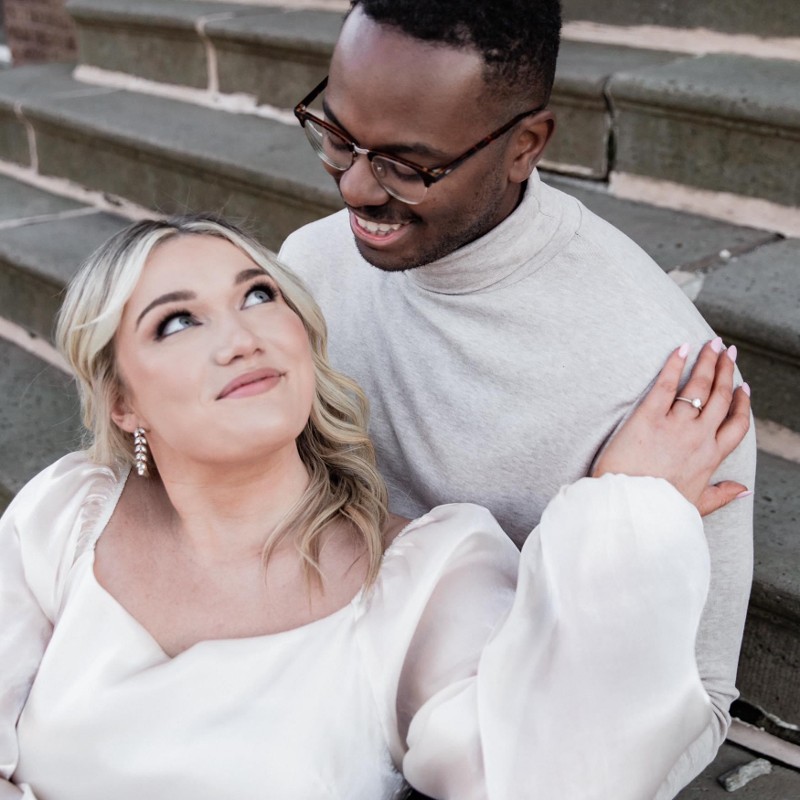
[154,308,193,340]
[247,280,278,301]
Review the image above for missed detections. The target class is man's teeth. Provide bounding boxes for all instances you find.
[355,215,406,235]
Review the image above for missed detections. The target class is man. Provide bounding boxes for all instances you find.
[278,1,755,796]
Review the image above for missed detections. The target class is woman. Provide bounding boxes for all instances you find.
[0,215,751,800]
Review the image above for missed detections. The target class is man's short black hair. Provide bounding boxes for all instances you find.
[349,0,562,105]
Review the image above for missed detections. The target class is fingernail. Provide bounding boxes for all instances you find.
[736,490,753,500]
[727,344,738,362]
[710,336,724,353]
[678,342,690,359]
[742,382,751,397]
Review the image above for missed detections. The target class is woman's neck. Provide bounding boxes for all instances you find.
[143,445,311,561]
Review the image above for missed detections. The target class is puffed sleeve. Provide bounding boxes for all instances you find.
[0,453,121,798]
[359,474,712,799]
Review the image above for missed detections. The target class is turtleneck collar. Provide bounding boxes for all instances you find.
[405,170,572,295]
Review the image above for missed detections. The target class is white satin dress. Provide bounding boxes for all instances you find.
[1,452,712,800]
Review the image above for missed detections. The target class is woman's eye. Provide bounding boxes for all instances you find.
[243,284,276,308]
[157,313,196,338]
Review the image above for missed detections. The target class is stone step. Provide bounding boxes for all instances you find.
[675,741,800,798]
[607,54,800,214]
[0,175,130,341]
[0,336,81,512]
[561,0,800,40]
[65,0,800,213]
[695,239,800,433]
[737,451,800,728]
[0,63,341,250]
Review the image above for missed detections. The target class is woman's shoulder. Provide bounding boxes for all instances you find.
[376,503,519,598]
[2,451,125,588]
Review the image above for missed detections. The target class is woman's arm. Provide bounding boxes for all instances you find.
[0,499,51,799]
[389,344,751,798]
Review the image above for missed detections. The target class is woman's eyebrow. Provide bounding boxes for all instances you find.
[135,290,195,329]
[235,268,268,284]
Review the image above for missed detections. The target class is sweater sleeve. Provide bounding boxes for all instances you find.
[0,453,121,798]
[366,476,713,799]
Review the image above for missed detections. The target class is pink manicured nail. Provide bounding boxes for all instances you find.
[742,382,751,397]
[710,336,724,353]
[735,490,754,500]
[727,344,738,362]
[678,342,690,358]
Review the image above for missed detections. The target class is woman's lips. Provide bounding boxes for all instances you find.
[217,368,283,400]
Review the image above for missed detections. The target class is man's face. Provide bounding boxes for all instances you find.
[322,8,527,271]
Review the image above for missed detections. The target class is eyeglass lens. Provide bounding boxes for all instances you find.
[303,118,428,204]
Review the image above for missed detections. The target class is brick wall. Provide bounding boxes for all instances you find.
[4,0,77,64]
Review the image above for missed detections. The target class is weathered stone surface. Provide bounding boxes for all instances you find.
[210,7,341,107]
[0,65,341,248]
[676,743,800,799]
[737,452,800,724]
[0,208,129,340]
[695,239,800,431]
[0,173,85,220]
[543,173,778,271]
[545,42,681,178]
[0,338,80,511]
[561,0,800,38]
[609,54,800,206]
[696,239,800,360]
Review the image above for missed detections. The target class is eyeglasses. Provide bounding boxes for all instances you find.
[294,77,546,205]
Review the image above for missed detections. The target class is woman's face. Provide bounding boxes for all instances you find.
[112,234,316,472]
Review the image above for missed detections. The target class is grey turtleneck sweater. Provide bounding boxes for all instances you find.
[279,170,755,798]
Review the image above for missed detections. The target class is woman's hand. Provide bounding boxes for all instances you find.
[593,339,751,516]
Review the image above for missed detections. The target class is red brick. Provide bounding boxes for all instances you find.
[5,0,77,65]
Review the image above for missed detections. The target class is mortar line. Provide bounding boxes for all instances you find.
[196,13,236,94]
[14,102,39,174]
[0,206,102,232]
[0,159,161,223]
[562,22,800,62]
[73,65,298,125]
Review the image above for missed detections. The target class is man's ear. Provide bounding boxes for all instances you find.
[508,111,556,183]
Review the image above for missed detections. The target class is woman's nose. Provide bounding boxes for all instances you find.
[214,317,261,364]
[336,154,391,208]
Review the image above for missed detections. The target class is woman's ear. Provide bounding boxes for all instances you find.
[110,388,141,435]
[508,111,556,183]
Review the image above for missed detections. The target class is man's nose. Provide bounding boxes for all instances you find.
[336,153,392,208]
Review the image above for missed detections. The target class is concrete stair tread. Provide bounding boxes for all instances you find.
[609,54,800,130]
[696,239,800,361]
[751,452,800,620]
[561,0,800,38]
[543,175,778,271]
[0,66,335,200]
[0,173,88,220]
[63,0,800,199]
[0,203,129,340]
[675,742,800,798]
[0,337,81,510]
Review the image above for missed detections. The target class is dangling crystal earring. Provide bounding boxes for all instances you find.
[133,427,149,478]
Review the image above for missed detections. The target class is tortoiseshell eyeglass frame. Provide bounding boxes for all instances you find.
[294,76,547,191]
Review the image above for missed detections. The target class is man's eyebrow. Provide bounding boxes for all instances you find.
[135,290,195,330]
[321,99,450,161]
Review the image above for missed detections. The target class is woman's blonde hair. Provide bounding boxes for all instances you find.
[56,214,388,584]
